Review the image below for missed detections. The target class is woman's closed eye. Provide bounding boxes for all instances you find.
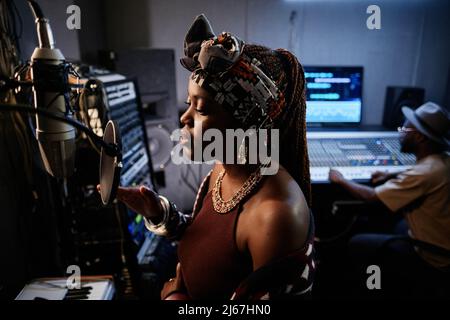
[195,108,208,116]
[185,98,208,115]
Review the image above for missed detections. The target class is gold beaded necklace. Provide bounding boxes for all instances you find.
[212,166,265,214]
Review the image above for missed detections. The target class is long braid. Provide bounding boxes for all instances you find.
[243,45,312,207]
[278,49,311,207]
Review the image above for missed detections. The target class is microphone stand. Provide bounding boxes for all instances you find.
[1,1,130,293]
[1,102,122,268]
[0,103,120,157]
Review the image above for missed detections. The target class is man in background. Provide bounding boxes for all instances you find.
[329,102,450,296]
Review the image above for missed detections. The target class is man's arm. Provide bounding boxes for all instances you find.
[371,170,403,185]
[329,169,380,203]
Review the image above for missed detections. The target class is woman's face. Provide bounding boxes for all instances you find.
[179,78,236,161]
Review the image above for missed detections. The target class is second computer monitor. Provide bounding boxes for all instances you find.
[304,66,363,125]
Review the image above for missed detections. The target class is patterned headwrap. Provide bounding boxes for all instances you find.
[181,14,311,205]
[181,14,286,129]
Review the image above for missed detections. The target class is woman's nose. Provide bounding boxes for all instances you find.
[180,107,194,127]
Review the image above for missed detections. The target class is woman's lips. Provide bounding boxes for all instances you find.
[180,129,191,146]
[180,137,189,145]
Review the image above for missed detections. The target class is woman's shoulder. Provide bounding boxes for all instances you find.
[242,166,310,246]
[240,166,311,267]
[252,166,308,213]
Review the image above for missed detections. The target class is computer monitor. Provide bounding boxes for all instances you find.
[304,66,363,125]
[103,78,177,273]
[101,78,156,248]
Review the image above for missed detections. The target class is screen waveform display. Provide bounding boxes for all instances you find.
[305,66,363,124]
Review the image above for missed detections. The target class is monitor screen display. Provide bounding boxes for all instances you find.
[304,66,363,124]
[103,79,155,248]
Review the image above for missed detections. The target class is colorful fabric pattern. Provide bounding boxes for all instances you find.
[181,15,286,129]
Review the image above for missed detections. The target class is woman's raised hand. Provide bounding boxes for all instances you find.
[97,185,163,220]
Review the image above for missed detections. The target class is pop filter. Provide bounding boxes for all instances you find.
[100,120,122,205]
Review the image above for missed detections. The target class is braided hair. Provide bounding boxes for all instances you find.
[243,45,311,206]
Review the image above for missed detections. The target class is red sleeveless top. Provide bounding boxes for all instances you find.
[178,189,253,300]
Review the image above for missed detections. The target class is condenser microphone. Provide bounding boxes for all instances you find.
[28,0,76,178]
